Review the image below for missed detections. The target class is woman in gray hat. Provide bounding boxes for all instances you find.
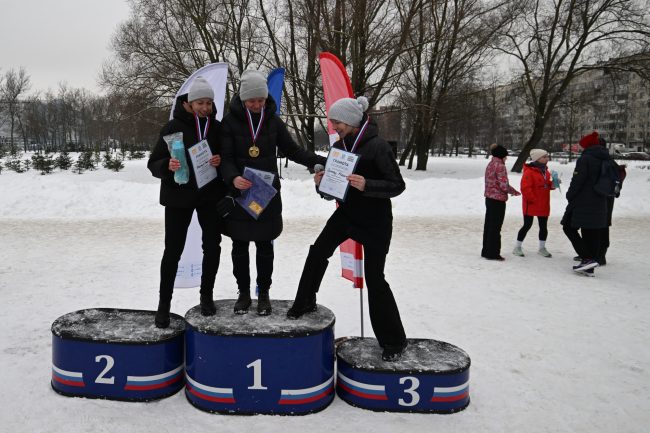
[286,96,408,362]
[217,69,326,316]
[148,76,226,328]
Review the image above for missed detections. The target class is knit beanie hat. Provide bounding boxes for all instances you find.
[529,148,549,162]
[579,131,599,149]
[239,69,268,101]
[188,76,214,102]
[490,143,508,159]
[328,96,370,127]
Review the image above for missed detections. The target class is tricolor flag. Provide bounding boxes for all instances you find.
[267,68,286,115]
[430,381,470,402]
[336,371,388,401]
[319,52,364,289]
[185,373,236,403]
[278,376,334,405]
[52,365,85,387]
[124,365,183,391]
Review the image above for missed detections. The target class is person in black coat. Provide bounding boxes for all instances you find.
[286,96,408,362]
[561,131,609,275]
[218,69,326,316]
[148,77,227,328]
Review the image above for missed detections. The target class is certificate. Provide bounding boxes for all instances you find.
[318,148,360,201]
[188,140,218,189]
[235,168,278,219]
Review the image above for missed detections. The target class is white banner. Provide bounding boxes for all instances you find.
[172,63,229,288]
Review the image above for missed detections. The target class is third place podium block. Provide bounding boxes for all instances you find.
[336,337,471,413]
[184,299,336,415]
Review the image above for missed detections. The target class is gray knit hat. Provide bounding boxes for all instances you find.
[239,69,268,101]
[188,76,214,102]
[328,96,370,127]
[529,148,549,162]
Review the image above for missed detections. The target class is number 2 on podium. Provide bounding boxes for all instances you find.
[246,359,268,390]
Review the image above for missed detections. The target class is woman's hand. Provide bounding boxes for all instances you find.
[168,158,181,172]
[209,155,221,167]
[233,176,253,190]
[348,174,366,191]
[314,171,325,186]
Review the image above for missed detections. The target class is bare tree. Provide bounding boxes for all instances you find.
[0,67,31,154]
[495,0,650,172]
[397,0,511,170]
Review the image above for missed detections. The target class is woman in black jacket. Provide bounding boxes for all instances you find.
[218,69,326,316]
[561,131,609,275]
[148,77,227,327]
[286,96,408,362]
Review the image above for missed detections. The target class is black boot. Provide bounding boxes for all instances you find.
[200,295,216,316]
[155,299,171,328]
[287,246,328,319]
[381,341,408,362]
[234,288,252,314]
[257,287,272,316]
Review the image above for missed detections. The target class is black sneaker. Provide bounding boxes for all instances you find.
[382,342,408,362]
[234,291,252,315]
[573,259,599,272]
[257,290,272,316]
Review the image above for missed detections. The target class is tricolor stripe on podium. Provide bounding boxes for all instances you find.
[278,376,334,405]
[124,365,183,391]
[185,374,235,403]
[431,381,469,402]
[52,365,85,387]
[337,372,388,400]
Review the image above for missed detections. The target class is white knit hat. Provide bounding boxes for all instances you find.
[239,69,268,101]
[328,96,370,127]
[529,148,549,162]
[188,76,214,102]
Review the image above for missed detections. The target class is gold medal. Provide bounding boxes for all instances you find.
[249,145,260,158]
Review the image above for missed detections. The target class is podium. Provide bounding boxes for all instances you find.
[336,337,471,413]
[184,300,335,415]
[51,308,185,401]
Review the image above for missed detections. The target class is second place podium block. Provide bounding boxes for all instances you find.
[184,300,336,415]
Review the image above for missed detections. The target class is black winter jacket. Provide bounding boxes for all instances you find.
[219,95,326,241]
[326,117,405,251]
[561,145,610,229]
[148,96,227,208]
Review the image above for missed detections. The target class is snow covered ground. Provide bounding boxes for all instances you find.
[1,155,649,432]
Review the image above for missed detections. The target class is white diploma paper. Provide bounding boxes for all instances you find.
[188,140,218,189]
[318,148,360,201]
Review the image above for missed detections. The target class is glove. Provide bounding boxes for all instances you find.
[216,196,236,217]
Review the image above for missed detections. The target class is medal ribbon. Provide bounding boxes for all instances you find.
[194,114,211,141]
[344,117,370,153]
[246,108,265,145]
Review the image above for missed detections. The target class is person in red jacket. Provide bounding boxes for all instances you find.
[513,149,555,258]
[482,144,520,261]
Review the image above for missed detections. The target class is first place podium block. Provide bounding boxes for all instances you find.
[184,300,335,415]
[51,308,185,401]
[336,337,471,413]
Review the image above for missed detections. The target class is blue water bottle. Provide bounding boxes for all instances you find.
[171,139,189,184]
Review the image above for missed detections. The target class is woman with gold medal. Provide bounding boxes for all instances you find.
[218,69,326,316]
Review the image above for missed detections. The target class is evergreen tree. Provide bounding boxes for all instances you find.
[31,153,56,175]
[55,151,73,170]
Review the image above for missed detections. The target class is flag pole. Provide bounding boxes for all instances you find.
[359,287,364,337]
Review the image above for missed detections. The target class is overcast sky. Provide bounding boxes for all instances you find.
[0,0,131,94]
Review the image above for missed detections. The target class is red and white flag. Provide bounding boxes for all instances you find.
[319,53,364,289]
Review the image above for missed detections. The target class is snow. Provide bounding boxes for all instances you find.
[1,155,649,432]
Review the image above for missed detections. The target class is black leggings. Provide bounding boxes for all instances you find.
[231,240,274,292]
[159,204,222,302]
[517,215,548,242]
